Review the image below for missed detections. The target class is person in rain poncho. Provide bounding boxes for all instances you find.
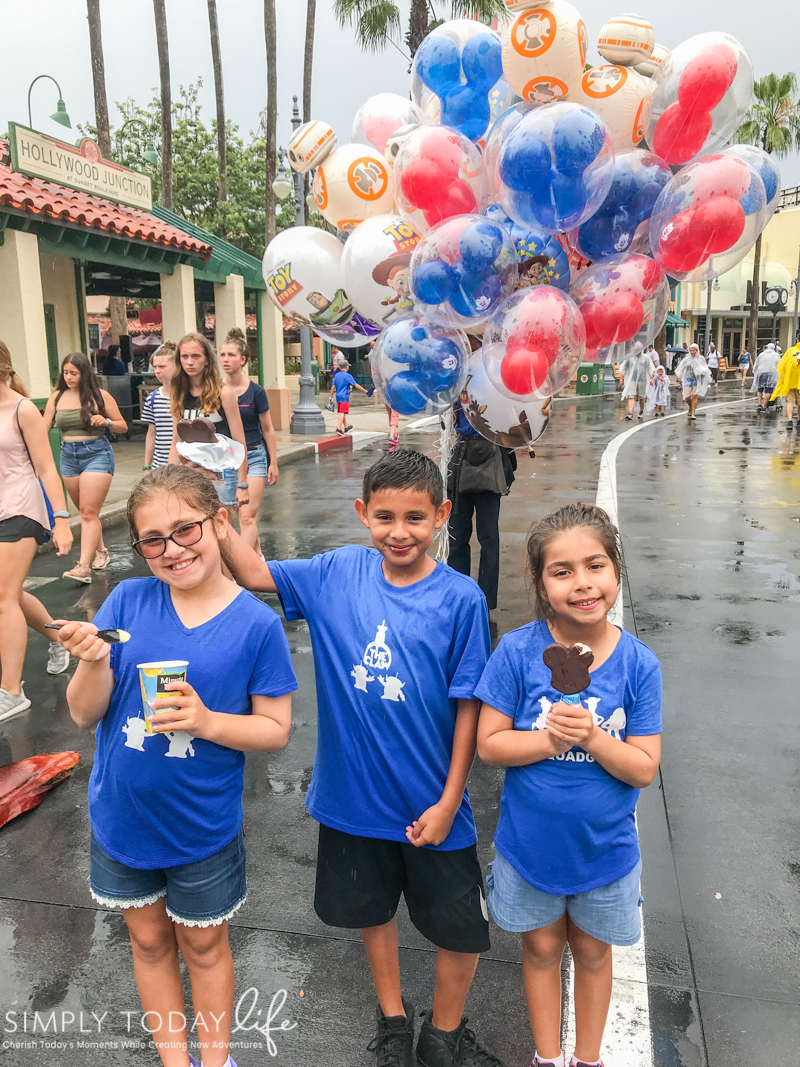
[770,340,800,432]
[751,343,780,413]
[620,343,653,420]
[647,363,671,418]
[675,343,712,421]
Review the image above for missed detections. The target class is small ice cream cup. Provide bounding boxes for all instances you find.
[137,661,189,733]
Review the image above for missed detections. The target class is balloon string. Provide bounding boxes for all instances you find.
[434,406,456,563]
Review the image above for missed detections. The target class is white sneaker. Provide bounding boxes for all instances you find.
[0,686,31,723]
[47,642,70,675]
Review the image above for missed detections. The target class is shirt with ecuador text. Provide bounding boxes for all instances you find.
[88,577,298,869]
[269,545,490,849]
[475,620,662,895]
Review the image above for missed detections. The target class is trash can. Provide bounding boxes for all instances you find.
[31,397,66,496]
[310,359,320,395]
[576,363,603,394]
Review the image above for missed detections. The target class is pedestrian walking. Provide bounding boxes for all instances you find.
[675,343,712,420]
[769,339,800,431]
[0,342,73,721]
[619,343,652,420]
[738,345,752,386]
[751,343,780,413]
[385,404,400,451]
[168,333,249,510]
[219,327,279,556]
[706,343,719,383]
[649,364,670,418]
[141,342,176,472]
[221,449,504,1067]
[42,352,127,584]
[647,344,658,368]
[447,403,516,613]
[103,344,127,376]
[476,503,662,1067]
[330,359,368,435]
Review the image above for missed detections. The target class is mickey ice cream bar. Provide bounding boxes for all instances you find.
[177,417,217,444]
[542,642,594,696]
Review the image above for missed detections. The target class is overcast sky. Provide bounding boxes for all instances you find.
[2,0,799,185]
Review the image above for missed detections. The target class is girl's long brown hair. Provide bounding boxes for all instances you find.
[56,352,106,426]
[171,333,221,421]
[0,340,29,397]
[127,464,221,540]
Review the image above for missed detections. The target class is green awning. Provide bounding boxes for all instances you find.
[151,205,265,290]
[666,312,689,326]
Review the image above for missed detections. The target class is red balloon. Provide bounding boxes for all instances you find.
[604,291,645,343]
[678,51,734,115]
[652,103,713,165]
[705,43,738,85]
[657,208,706,273]
[501,343,551,396]
[579,300,607,351]
[691,154,749,205]
[693,195,745,253]
[636,257,664,298]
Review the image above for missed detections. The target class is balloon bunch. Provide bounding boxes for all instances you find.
[370,316,470,416]
[395,126,488,233]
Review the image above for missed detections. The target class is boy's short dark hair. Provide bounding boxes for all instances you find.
[362,449,444,509]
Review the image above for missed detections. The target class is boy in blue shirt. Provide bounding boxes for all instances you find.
[330,358,367,435]
[222,450,502,1067]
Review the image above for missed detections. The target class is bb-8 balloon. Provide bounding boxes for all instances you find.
[502,0,588,106]
[312,143,395,232]
[286,120,337,173]
[634,43,669,78]
[597,14,655,67]
[571,65,651,152]
[385,124,422,171]
[503,0,541,11]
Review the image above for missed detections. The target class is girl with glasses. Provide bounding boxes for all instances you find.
[54,465,297,1067]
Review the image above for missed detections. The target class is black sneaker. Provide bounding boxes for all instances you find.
[416,1011,505,1067]
[368,1001,415,1067]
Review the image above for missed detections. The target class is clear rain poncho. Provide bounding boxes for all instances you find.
[675,352,713,396]
[619,346,654,400]
[750,344,780,395]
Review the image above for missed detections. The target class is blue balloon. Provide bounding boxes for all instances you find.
[499,134,551,191]
[415,29,502,142]
[459,221,503,273]
[757,163,779,205]
[411,259,458,306]
[382,317,427,370]
[384,372,429,416]
[414,35,461,97]
[485,205,571,292]
[461,32,503,89]
[551,107,605,177]
[550,170,586,229]
[421,338,463,391]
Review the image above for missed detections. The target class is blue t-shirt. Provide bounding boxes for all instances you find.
[475,621,662,894]
[269,545,490,849]
[89,577,298,869]
[455,406,480,437]
[237,381,270,449]
[333,370,357,402]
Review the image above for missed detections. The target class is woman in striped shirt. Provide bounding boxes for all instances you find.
[141,342,176,470]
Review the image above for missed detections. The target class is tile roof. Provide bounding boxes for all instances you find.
[0,140,211,261]
[87,313,259,336]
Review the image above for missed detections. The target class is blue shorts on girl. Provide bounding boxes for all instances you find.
[86,577,297,924]
[475,620,661,944]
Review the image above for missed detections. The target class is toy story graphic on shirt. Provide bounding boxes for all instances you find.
[353,621,408,702]
[534,695,628,761]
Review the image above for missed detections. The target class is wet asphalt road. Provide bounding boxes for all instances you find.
[1,382,798,1066]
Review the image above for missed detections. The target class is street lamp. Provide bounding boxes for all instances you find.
[119,119,159,166]
[285,95,325,436]
[700,278,719,354]
[271,153,293,200]
[27,75,71,130]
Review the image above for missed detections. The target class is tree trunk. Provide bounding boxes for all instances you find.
[302,0,316,223]
[407,0,429,56]
[207,0,227,202]
[153,0,173,210]
[86,0,112,158]
[748,231,762,352]
[109,296,128,347]
[264,0,277,245]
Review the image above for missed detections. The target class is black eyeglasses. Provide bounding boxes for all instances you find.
[132,518,212,559]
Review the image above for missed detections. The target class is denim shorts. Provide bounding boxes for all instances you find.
[214,467,238,507]
[89,827,247,927]
[246,442,268,478]
[60,437,115,477]
[486,850,643,947]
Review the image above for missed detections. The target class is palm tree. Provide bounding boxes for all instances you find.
[207,0,227,202]
[302,0,316,223]
[86,0,111,157]
[153,0,173,209]
[334,0,506,58]
[736,73,800,353]
[264,0,278,244]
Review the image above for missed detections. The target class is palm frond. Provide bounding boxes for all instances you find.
[736,70,800,157]
[448,0,507,20]
[334,0,402,52]
[735,118,761,145]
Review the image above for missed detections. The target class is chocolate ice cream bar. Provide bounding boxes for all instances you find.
[542,642,594,704]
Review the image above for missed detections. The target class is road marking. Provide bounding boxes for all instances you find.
[584,395,748,1064]
[22,576,59,591]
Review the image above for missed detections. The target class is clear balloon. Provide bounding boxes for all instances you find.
[385,123,423,172]
[643,32,754,166]
[341,215,421,329]
[649,152,768,282]
[312,143,395,232]
[412,20,503,143]
[569,254,670,364]
[410,214,518,329]
[484,101,539,203]
[498,101,615,234]
[262,227,378,348]
[370,316,470,416]
[486,205,571,292]
[352,94,424,155]
[727,143,781,219]
[570,65,652,153]
[481,286,585,401]
[572,149,671,261]
[501,0,588,105]
[460,352,550,449]
[394,125,489,234]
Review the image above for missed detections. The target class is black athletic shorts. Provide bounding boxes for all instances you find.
[0,515,48,544]
[314,823,491,954]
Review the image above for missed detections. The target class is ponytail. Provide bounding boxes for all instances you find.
[0,340,29,397]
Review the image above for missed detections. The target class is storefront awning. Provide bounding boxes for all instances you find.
[666,312,689,327]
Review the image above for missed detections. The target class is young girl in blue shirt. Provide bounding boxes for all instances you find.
[56,465,297,1067]
[476,503,662,1067]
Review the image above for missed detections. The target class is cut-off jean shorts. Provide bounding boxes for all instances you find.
[60,437,115,477]
[246,442,268,478]
[89,827,247,927]
[486,849,643,946]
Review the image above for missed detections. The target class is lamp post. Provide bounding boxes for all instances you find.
[701,278,718,354]
[27,75,71,130]
[791,248,800,346]
[284,95,325,436]
[118,119,159,166]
